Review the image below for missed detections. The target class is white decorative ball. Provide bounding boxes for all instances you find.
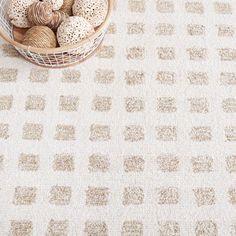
[44,0,64,11]
[72,0,108,28]
[8,0,37,28]
[57,16,95,47]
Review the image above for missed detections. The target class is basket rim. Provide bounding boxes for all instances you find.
[0,0,113,54]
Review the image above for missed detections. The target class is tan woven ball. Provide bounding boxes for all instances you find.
[60,0,74,15]
[72,0,108,28]
[27,1,54,26]
[47,11,68,30]
[22,26,57,48]
[8,0,37,28]
[57,16,94,47]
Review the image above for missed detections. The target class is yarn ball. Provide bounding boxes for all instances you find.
[22,26,57,48]
[72,0,108,28]
[47,11,69,30]
[57,16,94,47]
[44,0,64,11]
[8,0,37,28]
[27,1,54,26]
[60,0,74,15]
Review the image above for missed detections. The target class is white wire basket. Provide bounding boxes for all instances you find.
[0,0,113,68]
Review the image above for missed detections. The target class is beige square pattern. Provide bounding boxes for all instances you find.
[0,0,236,235]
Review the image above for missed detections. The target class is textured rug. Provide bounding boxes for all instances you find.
[0,0,236,235]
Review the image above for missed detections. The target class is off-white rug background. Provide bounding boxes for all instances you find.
[0,0,236,235]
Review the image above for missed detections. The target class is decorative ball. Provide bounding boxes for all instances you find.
[72,0,108,28]
[57,16,95,47]
[47,11,68,30]
[60,0,74,15]
[22,26,57,48]
[44,0,64,11]
[27,1,54,26]
[8,0,37,28]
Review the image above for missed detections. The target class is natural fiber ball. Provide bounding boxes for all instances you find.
[72,0,108,28]
[44,0,64,11]
[57,16,94,47]
[22,26,57,48]
[27,1,54,26]
[60,0,74,15]
[47,11,69,30]
[8,0,37,28]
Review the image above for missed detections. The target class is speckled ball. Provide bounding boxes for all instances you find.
[72,0,108,28]
[8,0,38,28]
[44,0,64,10]
[57,16,95,47]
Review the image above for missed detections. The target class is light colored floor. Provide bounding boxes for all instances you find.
[0,0,236,235]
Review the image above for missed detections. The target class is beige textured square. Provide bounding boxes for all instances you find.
[156,71,175,85]
[124,156,145,172]
[158,221,180,236]
[0,68,17,82]
[123,187,144,205]
[92,96,112,112]
[226,156,236,173]
[46,219,68,236]
[156,0,174,13]
[128,0,145,12]
[86,187,109,206]
[53,154,74,172]
[10,221,33,236]
[191,156,213,173]
[124,126,144,142]
[55,125,75,141]
[90,124,111,141]
[0,123,9,139]
[157,154,179,172]
[157,187,179,205]
[84,221,108,236]
[49,186,72,205]
[125,97,144,112]
[18,153,39,171]
[195,221,218,236]
[59,96,79,112]
[95,69,114,84]
[22,123,43,140]
[193,188,216,206]
[185,2,204,14]
[156,126,177,141]
[127,47,145,60]
[13,187,37,205]
[25,95,45,111]
[62,70,81,83]
[29,68,49,83]
[122,221,143,236]
[125,71,145,85]
[190,127,212,142]
[157,97,177,113]
[88,154,110,172]
[0,95,13,110]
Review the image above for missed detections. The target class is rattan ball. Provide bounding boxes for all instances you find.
[22,26,57,48]
[27,1,54,26]
[72,0,108,28]
[8,0,37,28]
[47,11,68,30]
[60,0,74,15]
[57,16,94,47]
[44,0,64,11]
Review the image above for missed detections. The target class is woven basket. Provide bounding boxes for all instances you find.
[0,0,113,68]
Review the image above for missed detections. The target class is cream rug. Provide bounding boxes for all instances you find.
[0,0,236,235]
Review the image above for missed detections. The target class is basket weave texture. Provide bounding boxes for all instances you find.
[0,0,112,68]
